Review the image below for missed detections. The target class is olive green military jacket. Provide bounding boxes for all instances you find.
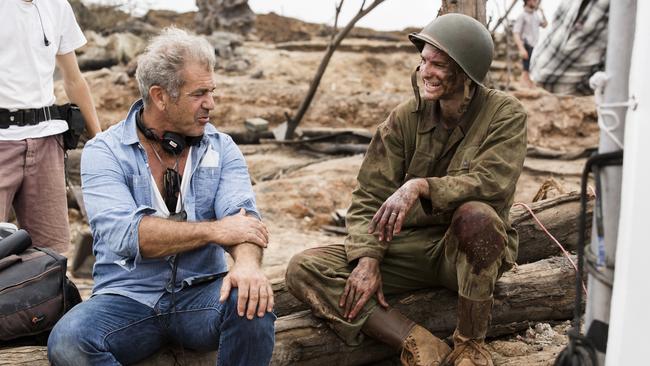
[344,86,527,267]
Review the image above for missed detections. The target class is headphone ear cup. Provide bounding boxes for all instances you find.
[161,132,186,155]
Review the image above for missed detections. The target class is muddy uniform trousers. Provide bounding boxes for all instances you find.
[286,201,509,349]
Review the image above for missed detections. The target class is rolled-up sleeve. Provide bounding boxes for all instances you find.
[81,139,154,270]
[214,135,260,220]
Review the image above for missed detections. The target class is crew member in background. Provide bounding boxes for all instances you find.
[0,0,101,253]
[513,0,548,89]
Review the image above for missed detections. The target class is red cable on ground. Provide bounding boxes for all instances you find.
[514,202,588,294]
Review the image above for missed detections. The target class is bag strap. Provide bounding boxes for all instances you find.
[0,255,22,271]
[0,229,32,260]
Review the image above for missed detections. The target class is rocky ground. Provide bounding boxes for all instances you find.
[49,6,600,365]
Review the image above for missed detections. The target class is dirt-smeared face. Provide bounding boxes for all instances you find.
[419,43,465,101]
[164,62,216,137]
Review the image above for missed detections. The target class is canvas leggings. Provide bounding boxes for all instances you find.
[286,201,509,346]
[0,136,69,253]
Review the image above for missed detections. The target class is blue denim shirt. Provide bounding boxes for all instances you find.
[80,100,260,308]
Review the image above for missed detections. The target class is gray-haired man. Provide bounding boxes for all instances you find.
[47,27,275,366]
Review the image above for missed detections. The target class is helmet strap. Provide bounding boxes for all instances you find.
[411,65,423,112]
[458,77,474,116]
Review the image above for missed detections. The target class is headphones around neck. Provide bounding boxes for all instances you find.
[135,109,202,155]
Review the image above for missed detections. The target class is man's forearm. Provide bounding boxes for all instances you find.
[513,34,525,51]
[57,52,102,137]
[539,9,548,27]
[138,216,213,258]
[228,242,263,266]
[64,78,102,137]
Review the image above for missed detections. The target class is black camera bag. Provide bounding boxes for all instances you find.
[0,229,81,343]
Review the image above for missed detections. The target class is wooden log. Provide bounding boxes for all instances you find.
[1,257,578,365]
[513,193,592,264]
[271,256,579,366]
[0,346,215,366]
[0,346,48,366]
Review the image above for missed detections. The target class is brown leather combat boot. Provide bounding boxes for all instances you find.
[442,296,494,366]
[363,307,451,366]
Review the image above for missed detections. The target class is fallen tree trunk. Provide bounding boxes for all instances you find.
[3,193,589,364]
[0,346,216,366]
[513,193,592,264]
[272,256,580,366]
[0,257,579,365]
[0,347,48,366]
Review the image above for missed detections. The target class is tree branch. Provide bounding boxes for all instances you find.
[284,0,386,140]
[332,0,345,42]
[490,0,518,33]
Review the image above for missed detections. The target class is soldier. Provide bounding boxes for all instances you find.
[286,13,527,366]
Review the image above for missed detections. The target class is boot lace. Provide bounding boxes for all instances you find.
[443,339,492,366]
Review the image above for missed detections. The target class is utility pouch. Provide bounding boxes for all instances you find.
[59,103,86,150]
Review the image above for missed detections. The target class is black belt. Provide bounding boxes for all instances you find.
[0,106,63,129]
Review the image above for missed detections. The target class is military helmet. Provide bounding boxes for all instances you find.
[408,13,494,86]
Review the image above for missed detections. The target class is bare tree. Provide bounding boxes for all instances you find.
[439,0,487,24]
[283,0,386,140]
[490,0,519,33]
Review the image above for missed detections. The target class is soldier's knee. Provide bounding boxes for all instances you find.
[451,202,500,239]
[285,251,314,293]
[451,201,506,273]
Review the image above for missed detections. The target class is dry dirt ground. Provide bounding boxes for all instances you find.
[50,11,600,365]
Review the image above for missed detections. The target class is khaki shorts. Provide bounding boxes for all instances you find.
[0,135,69,253]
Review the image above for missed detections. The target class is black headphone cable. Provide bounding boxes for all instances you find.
[33,1,50,46]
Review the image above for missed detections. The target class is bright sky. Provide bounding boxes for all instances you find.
[82,0,561,32]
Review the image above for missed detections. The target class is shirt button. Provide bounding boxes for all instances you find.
[120,260,126,265]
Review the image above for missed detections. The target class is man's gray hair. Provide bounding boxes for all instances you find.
[136,27,216,105]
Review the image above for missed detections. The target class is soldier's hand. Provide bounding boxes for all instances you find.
[213,208,269,248]
[339,257,389,321]
[369,178,426,242]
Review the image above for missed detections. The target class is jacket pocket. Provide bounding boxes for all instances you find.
[447,145,479,175]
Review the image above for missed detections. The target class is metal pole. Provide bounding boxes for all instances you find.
[605,1,649,362]
[586,0,636,364]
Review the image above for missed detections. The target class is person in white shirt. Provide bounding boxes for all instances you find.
[513,0,548,88]
[0,0,101,253]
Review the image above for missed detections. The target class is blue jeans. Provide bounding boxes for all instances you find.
[47,278,276,365]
